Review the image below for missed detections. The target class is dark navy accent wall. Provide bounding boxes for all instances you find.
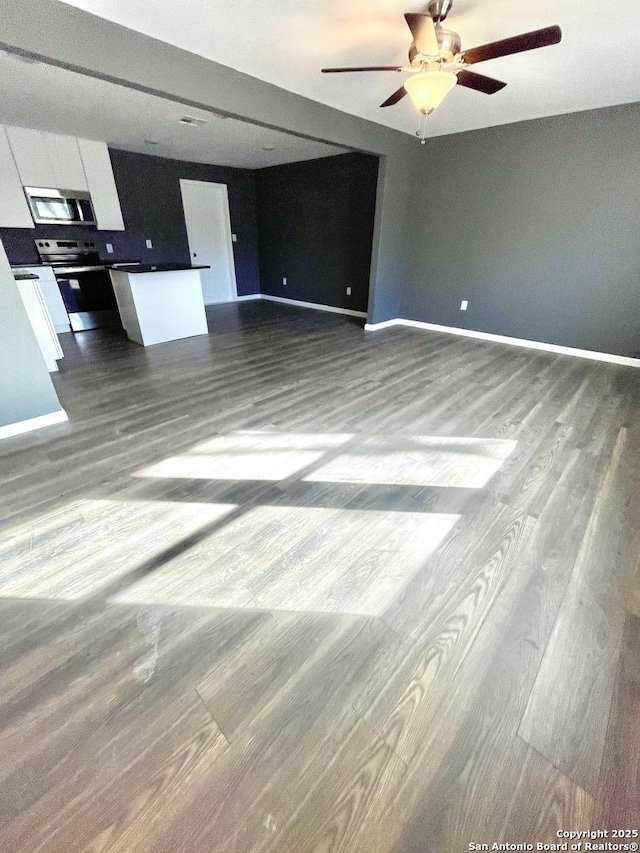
[0,148,261,296]
[255,153,379,313]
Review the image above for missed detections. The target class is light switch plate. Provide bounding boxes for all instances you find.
[105,243,114,254]
[232,233,237,243]
[146,239,153,249]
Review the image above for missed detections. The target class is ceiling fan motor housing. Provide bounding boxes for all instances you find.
[436,28,462,55]
[409,27,462,65]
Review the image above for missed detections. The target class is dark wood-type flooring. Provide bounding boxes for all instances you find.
[1,301,639,852]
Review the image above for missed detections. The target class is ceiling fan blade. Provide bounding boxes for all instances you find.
[380,86,407,108]
[322,66,403,73]
[404,13,439,55]
[462,25,562,65]
[456,69,507,95]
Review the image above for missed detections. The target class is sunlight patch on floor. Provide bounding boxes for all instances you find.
[109,506,459,616]
[1,430,516,616]
[0,499,236,601]
[133,432,354,482]
[303,436,517,489]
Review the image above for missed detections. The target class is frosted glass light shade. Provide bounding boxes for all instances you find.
[404,71,457,113]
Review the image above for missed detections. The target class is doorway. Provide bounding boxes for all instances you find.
[180,179,238,305]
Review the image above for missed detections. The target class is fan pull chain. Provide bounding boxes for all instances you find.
[416,110,429,144]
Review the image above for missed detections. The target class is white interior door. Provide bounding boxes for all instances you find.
[180,179,237,305]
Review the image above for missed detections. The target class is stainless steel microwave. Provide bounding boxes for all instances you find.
[24,186,96,226]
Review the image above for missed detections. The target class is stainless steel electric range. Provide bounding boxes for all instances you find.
[35,238,138,331]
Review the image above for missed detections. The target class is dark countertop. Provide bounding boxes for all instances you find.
[10,263,52,270]
[10,258,142,270]
[109,263,211,274]
[13,273,40,281]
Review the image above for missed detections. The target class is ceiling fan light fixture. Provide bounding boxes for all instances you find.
[404,70,457,114]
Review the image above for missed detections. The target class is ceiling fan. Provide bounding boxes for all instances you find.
[321,0,562,120]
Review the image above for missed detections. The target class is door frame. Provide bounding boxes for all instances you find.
[179,179,238,303]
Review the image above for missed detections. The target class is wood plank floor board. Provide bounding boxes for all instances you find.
[1,695,228,853]
[627,554,640,617]
[498,745,596,845]
[365,518,594,852]
[0,599,134,703]
[128,618,401,853]
[483,361,591,500]
[518,426,640,795]
[573,393,626,456]
[597,613,640,831]
[0,606,245,762]
[499,420,576,517]
[362,506,537,765]
[0,607,267,842]
[352,348,515,438]
[0,302,639,852]
[247,715,409,853]
[380,496,519,642]
[343,404,627,851]
[409,352,538,437]
[194,611,357,741]
[436,353,547,439]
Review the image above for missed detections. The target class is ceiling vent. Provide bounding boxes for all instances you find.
[178,116,209,127]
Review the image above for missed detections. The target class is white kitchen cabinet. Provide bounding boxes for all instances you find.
[4,126,124,230]
[12,266,70,333]
[0,127,34,228]
[78,139,125,230]
[7,127,88,191]
[6,127,54,187]
[48,134,88,192]
[110,268,207,346]
[15,278,64,372]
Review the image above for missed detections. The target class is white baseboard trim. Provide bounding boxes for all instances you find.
[260,294,367,318]
[229,293,367,318]
[364,318,640,368]
[0,409,68,442]
[364,319,401,331]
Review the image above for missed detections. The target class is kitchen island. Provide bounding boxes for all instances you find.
[109,264,210,347]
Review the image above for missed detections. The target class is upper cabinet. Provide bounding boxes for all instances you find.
[7,127,88,192]
[0,125,125,231]
[0,127,34,228]
[77,139,125,231]
[49,134,89,193]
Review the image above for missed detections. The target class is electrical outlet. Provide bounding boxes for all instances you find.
[231,233,238,243]
[105,243,114,254]
[346,286,352,296]
[460,300,469,311]
[145,239,153,249]
[282,277,287,286]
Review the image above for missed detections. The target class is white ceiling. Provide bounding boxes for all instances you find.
[0,50,345,169]
[59,0,640,138]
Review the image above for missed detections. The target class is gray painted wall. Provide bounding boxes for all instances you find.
[0,240,63,429]
[402,103,640,357]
